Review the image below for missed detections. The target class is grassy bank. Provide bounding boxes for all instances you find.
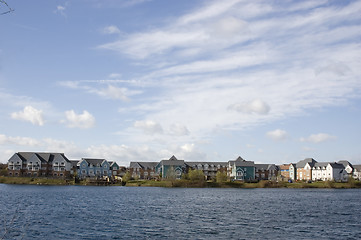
[0,176,72,185]
[2,176,361,188]
[124,179,361,188]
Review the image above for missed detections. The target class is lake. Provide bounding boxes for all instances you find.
[0,184,360,239]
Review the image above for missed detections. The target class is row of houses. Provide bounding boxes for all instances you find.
[129,156,361,182]
[6,152,361,182]
[279,158,361,182]
[7,152,124,179]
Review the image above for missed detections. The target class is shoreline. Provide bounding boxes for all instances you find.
[1,176,361,188]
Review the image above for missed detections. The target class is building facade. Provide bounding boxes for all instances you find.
[296,158,317,181]
[77,158,111,179]
[7,152,72,177]
[228,156,256,181]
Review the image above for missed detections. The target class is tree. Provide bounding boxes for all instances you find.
[165,166,176,180]
[216,171,228,183]
[122,172,132,182]
[0,0,14,15]
[188,169,205,182]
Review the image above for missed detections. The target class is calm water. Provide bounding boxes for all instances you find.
[0,184,360,239]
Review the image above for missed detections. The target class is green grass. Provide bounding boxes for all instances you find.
[123,179,361,188]
[0,176,71,185]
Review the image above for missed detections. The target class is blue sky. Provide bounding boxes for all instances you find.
[1,0,361,166]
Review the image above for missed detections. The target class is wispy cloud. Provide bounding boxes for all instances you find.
[54,4,67,18]
[228,99,270,115]
[300,133,336,143]
[58,81,142,101]
[101,25,120,34]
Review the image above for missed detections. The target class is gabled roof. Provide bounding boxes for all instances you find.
[16,152,69,163]
[17,152,35,161]
[329,163,345,169]
[139,162,158,169]
[228,156,254,167]
[338,160,353,169]
[82,158,107,166]
[109,161,119,167]
[129,162,143,168]
[255,164,277,171]
[159,156,185,166]
[296,158,317,168]
[70,160,79,168]
[129,161,158,169]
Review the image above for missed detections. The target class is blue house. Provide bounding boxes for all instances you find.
[77,158,111,179]
[155,156,186,179]
[228,156,256,181]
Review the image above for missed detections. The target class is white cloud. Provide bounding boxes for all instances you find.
[63,110,95,129]
[11,106,45,126]
[228,99,270,115]
[102,25,120,34]
[169,123,190,136]
[266,129,288,141]
[300,133,336,143]
[134,120,163,135]
[0,134,40,146]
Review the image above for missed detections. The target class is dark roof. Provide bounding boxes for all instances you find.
[16,152,69,163]
[296,158,317,168]
[129,162,158,169]
[17,152,35,161]
[313,162,329,168]
[186,162,227,167]
[329,163,345,169]
[129,162,142,168]
[228,156,254,167]
[70,160,79,167]
[160,160,185,166]
[139,162,158,169]
[82,158,106,166]
[255,164,276,171]
[338,160,353,169]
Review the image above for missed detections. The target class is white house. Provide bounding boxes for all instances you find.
[353,165,361,180]
[312,162,348,182]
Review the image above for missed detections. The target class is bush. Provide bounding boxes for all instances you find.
[216,171,227,183]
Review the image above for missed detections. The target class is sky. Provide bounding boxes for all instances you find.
[0,0,361,166]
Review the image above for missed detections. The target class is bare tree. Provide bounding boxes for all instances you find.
[0,0,14,15]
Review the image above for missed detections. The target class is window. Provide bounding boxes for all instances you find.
[103,171,108,176]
